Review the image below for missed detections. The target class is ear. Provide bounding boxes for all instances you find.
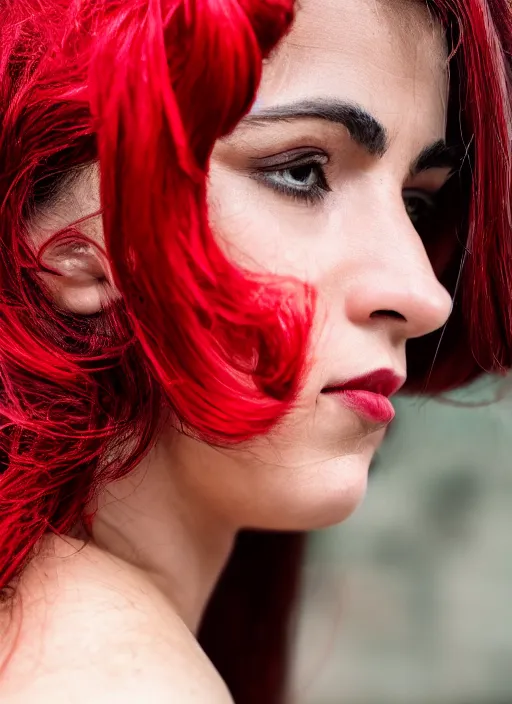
[38,240,120,315]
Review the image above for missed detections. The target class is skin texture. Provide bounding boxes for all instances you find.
[4,0,453,700]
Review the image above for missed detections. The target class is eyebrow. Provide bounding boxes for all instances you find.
[411,139,461,175]
[241,98,460,174]
[242,98,388,157]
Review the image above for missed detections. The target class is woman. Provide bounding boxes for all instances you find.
[0,0,510,702]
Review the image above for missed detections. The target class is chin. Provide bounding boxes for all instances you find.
[246,447,375,532]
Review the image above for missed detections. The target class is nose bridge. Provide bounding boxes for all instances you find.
[345,204,453,339]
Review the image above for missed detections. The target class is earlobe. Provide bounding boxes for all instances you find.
[38,241,118,315]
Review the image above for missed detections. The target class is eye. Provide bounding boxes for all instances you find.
[403,189,437,226]
[270,164,322,190]
[250,153,331,205]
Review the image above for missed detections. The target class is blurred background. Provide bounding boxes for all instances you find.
[291,373,512,704]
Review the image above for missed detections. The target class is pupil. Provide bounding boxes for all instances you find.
[289,165,314,184]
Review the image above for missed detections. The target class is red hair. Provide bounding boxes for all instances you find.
[0,0,511,702]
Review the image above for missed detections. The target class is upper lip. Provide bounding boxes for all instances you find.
[322,368,406,398]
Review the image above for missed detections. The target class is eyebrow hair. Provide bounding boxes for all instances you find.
[242,98,388,157]
[411,139,461,175]
[241,98,460,174]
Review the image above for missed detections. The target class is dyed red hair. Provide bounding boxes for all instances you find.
[0,0,511,702]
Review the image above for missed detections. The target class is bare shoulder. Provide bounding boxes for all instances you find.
[0,535,233,704]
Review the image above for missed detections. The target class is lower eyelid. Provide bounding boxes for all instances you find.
[248,171,329,206]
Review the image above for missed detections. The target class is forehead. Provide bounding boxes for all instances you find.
[257,0,448,142]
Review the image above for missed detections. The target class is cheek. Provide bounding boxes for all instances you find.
[207,163,321,279]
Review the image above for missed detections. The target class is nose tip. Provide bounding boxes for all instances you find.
[347,269,453,340]
[404,278,453,339]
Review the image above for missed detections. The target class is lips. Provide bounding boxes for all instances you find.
[322,369,405,425]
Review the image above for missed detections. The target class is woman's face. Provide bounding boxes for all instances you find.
[170,0,452,529]
[34,0,453,530]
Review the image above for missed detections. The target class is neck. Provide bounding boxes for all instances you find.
[88,434,236,633]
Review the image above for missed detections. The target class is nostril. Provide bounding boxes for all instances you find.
[370,309,407,321]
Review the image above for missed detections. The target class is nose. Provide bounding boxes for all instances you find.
[344,225,453,342]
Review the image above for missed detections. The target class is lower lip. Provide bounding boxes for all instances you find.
[325,389,395,424]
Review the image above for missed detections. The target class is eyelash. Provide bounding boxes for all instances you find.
[402,189,438,228]
[251,155,331,205]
